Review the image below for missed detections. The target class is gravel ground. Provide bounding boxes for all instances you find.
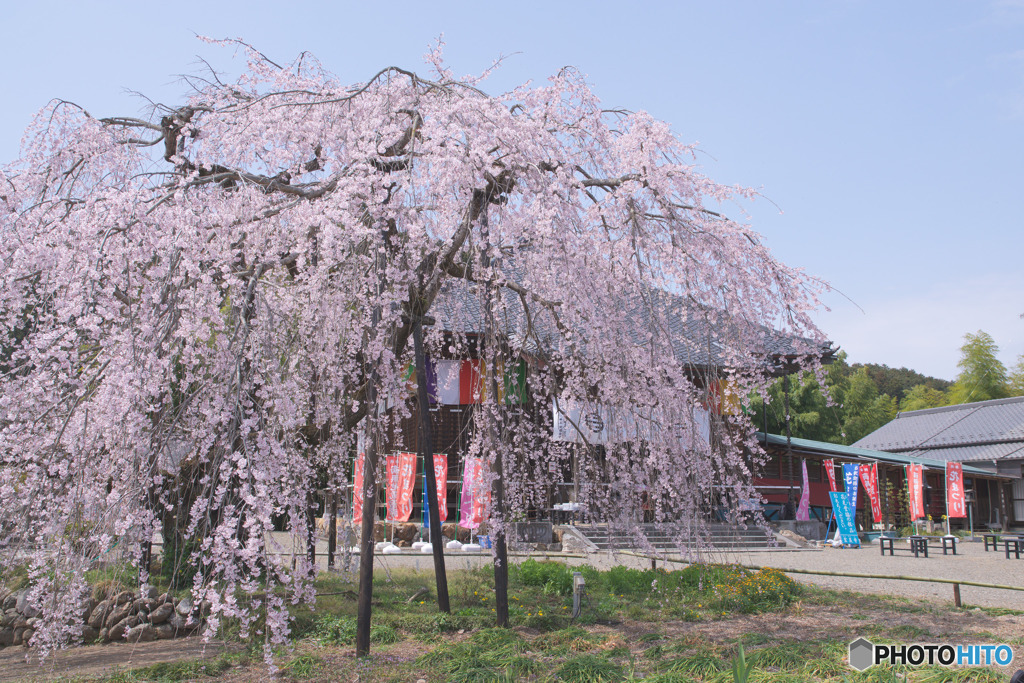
[293,533,1024,611]
[717,539,1024,610]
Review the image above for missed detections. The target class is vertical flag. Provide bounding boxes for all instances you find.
[395,452,417,522]
[823,458,838,492]
[842,463,860,517]
[459,457,489,529]
[829,491,861,546]
[945,462,966,518]
[385,454,399,521]
[859,463,883,524]
[906,463,925,520]
[352,452,365,525]
[423,453,449,526]
[796,459,810,521]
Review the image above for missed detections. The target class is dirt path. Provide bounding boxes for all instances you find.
[0,637,239,683]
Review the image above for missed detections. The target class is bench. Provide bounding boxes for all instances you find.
[983,533,1000,551]
[879,536,957,557]
[1004,536,1024,560]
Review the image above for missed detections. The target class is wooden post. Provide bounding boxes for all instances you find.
[953,583,962,608]
[327,490,338,570]
[412,316,450,613]
[306,489,317,572]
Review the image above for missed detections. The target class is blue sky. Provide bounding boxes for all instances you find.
[3,1,1022,381]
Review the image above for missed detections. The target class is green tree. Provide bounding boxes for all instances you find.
[841,368,898,444]
[749,353,849,444]
[850,363,952,403]
[899,384,948,412]
[1008,355,1024,396]
[947,330,1010,404]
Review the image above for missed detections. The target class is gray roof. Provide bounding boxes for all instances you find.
[431,262,835,371]
[853,396,1024,463]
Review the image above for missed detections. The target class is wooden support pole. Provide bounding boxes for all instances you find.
[327,490,338,570]
[953,583,962,608]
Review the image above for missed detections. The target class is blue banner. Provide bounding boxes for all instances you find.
[843,463,860,516]
[829,491,861,547]
[422,472,430,528]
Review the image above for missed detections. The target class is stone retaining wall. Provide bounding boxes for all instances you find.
[0,588,208,648]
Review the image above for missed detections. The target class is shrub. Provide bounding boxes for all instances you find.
[603,566,651,595]
[513,559,573,596]
[714,567,799,613]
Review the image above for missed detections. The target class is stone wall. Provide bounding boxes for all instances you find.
[0,588,208,648]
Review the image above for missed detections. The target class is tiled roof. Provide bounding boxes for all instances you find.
[431,261,835,370]
[852,396,1024,462]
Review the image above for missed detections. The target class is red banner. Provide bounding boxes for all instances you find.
[946,462,966,518]
[823,458,838,493]
[432,453,448,523]
[353,452,365,524]
[906,463,925,521]
[394,452,417,522]
[859,463,882,524]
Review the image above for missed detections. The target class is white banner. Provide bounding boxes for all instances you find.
[552,397,608,445]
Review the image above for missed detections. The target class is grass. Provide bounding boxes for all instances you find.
[553,653,624,682]
[35,560,1024,683]
[94,654,242,682]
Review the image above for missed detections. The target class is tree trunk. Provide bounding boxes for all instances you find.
[355,373,379,656]
[479,210,510,628]
[413,318,450,612]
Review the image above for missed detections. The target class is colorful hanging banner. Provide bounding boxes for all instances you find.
[352,452,365,524]
[703,379,741,416]
[823,458,838,492]
[796,460,810,521]
[425,358,527,406]
[906,463,925,520]
[859,463,882,524]
[423,453,449,526]
[433,360,461,405]
[385,454,399,521]
[842,463,860,516]
[829,491,861,547]
[459,359,486,404]
[459,457,489,529]
[945,462,966,518]
[395,452,417,522]
[499,359,527,405]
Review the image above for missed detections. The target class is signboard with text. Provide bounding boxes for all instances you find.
[945,462,966,518]
[829,491,861,547]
